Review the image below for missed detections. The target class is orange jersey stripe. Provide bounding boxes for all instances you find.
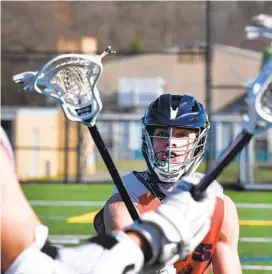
[174,197,224,274]
[136,191,224,274]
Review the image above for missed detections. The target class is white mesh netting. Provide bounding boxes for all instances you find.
[41,56,100,107]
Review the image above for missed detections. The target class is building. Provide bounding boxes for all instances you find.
[2,43,271,181]
[1,106,95,180]
[99,43,261,113]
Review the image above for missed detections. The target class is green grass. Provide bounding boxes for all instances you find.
[22,184,113,200]
[41,219,95,235]
[24,160,272,184]
[21,184,272,273]
[240,226,272,238]
[237,208,272,220]
[34,205,101,217]
[241,263,272,273]
[224,190,272,203]
[239,242,272,258]
[243,271,272,274]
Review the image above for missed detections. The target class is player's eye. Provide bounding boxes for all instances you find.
[174,130,197,138]
[155,131,169,137]
[175,132,187,138]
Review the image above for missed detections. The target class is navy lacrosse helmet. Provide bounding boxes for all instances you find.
[141,93,210,183]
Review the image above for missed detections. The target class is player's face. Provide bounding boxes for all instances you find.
[152,127,198,163]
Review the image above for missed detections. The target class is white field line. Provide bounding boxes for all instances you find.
[30,201,272,209]
[236,203,272,209]
[240,237,272,243]
[49,235,90,245]
[49,235,90,239]
[242,265,272,270]
[49,235,272,244]
[30,201,105,206]
[50,238,80,244]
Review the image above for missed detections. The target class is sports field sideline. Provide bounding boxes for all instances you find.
[22,184,272,274]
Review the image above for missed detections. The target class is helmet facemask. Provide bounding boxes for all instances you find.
[142,124,209,183]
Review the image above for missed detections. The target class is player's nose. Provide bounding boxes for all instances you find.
[166,137,177,148]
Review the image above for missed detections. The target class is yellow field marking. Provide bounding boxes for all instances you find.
[239,220,272,226]
[67,211,98,224]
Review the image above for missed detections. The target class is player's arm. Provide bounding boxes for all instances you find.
[103,193,138,233]
[3,186,216,274]
[212,195,242,274]
[58,185,216,273]
[1,141,42,271]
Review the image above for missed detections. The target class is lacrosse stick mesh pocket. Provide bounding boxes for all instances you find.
[260,82,272,118]
[39,56,100,108]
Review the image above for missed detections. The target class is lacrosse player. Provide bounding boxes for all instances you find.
[94,94,242,274]
[1,124,216,274]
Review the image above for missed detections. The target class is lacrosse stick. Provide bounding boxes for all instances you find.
[191,56,272,200]
[228,15,272,94]
[13,46,140,221]
[191,15,272,200]
[245,26,272,40]
[252,14,272,29]
[245,14,272,40]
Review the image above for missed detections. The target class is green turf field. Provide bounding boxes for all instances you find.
[22,184,272,273]
[96,161,272,183]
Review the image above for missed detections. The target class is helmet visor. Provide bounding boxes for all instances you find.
[144,125,205,174]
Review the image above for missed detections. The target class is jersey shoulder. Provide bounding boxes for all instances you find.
[112,172,149,203]
[190,172,224,198]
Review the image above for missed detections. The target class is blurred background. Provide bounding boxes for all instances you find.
[1,1,271,187]
[1,2,272,272]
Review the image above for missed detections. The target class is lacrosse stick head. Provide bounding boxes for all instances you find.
[245,56,272,133]
[34,54,104,125]
[245,14,272,41]
[14,46,115,126]
[252,14,272,29]
[254,55,272,124]
[255,78,272,123]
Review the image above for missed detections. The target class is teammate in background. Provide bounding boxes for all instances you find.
[94,94,242,274]
[1,123,216,274]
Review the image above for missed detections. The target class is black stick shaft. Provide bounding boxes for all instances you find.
[88,125,139,221]
[191,130,253,200]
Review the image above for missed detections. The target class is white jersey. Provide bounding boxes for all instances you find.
[112,171,223,200]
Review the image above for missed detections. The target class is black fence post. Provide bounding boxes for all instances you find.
[76,123,82,183]
[205,0,213,172]
[64,119,69,184]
